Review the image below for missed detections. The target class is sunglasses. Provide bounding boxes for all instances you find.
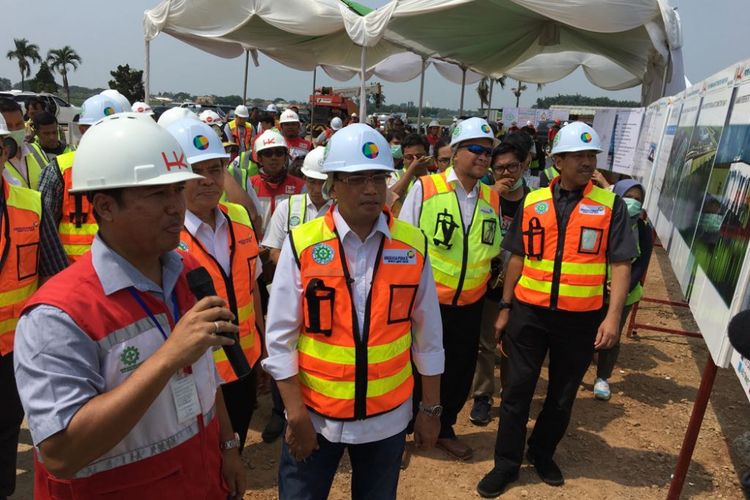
[335,173,390,187]
[258,148,287,158]
[461,144,493,157]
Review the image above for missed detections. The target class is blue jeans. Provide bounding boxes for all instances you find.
[278,429,406,500]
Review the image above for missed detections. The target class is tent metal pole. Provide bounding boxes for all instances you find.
[242,49,250,104]
[359,46,367,120]
[459,67,467,116]
[417,57,427,130]
[144,39,150,105]
[488,79,494,117]
[311,66,317,136]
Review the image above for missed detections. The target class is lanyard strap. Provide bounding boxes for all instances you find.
[127,287,181,341]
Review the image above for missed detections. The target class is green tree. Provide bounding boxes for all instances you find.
[6,38,42,91]
[108,64,144,103]
[0,77,10,91]
[215,95,243,106]
[477,76,506,112]
[47,46,82,102]
[534,94,640,109]
[29,62,58,93]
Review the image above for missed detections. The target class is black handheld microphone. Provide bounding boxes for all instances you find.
[729,309,750,359]
[187,267,251,379]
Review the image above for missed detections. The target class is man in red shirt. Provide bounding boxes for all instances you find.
[279,109,312,160]
[250,129,306,232]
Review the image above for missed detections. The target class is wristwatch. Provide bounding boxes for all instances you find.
[419,402,443,418]
[219,432,241,451]
[498,300,513,311]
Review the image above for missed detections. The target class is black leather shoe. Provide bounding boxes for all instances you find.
[526,449,564,486]
[469,396,492,426]
[477,468,519,498]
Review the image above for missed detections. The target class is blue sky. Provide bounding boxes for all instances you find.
[2,0,748,110]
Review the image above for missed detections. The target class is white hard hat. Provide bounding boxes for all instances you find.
[70,113,203,193]
[254,129,288,154]
[279,109,300,124]
[322,123,393,173]
[265,104,278,113]
[157,107,198,129]
[78,95,122,125]
[0,114,9,135]
[450,117,499,147]
[526,121,533,126]
[199,109,223,125]
[300,147,327,180]
[166,117,229,165]
[550,121,603,155]
[351,113,358,118]
[234,105,249,118]
[100,89,131,113]
[428,120,440,128]
[330,117,343,131]
[131,101,154,115]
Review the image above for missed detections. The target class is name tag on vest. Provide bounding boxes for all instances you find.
[579,204,605,215]
[382,249,417,265]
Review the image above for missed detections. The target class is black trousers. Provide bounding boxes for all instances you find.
[221,368,258,451]
[0,353,23,497]
[493,300,602,473]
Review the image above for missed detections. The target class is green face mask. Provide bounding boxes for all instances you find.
[8,129,25,150]
[624,197,642,218]
[700,213,723,233]
[390,144,402,160]
[510,176,524,191]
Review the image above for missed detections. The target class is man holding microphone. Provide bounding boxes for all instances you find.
[14,114,247,499]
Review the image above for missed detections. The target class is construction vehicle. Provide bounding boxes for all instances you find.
[308,83,382,137]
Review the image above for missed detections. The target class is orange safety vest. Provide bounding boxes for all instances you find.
[178,202,260,383]
[0,180,42,355]
[57,152,97,262]
[290,207,425,420]
[514,178,615,312]
[227,119,253,151]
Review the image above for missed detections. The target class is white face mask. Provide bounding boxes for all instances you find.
[8,129,25,151]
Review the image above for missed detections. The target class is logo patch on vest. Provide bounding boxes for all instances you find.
[480,206,493,215]
[382,249,416,265]
[178,241,189,251]
[120,346,142,373]
[534,201,549,214]
[311,243,335,265]
[285,185,297,194]
[579,204,605,215]
[289,215,301,227]
[482,219,497,245]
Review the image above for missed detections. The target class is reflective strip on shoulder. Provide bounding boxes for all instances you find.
[390,220,426,257]
[56,151,75,172]
[524,187,552,207]
[6,185,41,216]
[221,201,252,229]
[290,218,334,255]
[586,186,616,208]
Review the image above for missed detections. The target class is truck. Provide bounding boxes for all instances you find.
[307,83,382,137]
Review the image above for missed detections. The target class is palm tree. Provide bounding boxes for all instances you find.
[47,46,82,102]
[510,79,528,107]
[477,76,507,112]
[6,38,42,91]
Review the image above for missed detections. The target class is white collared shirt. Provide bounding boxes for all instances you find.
[262,206,444,444]
[4,143,32,187]
[261,194,332,249]
[398,167,480,230]
[184,207,262,280]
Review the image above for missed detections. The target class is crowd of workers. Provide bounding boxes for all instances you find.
[0,90,654,500]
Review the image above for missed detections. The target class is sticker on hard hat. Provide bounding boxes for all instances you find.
[534,201,549,214]
[263,138,277,146]
[553,134,560,146]
[481,124,491,133]
[452,127,461,137]
[580,132,593,143]
[103,107,116,116]
[193,135,210,151]
[362,142,379,159]
[382,249,416,265]
[311,243,335,265]
[162,151,188,171]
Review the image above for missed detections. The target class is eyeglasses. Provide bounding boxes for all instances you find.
[492,161,522,174]
[461,144,493,157]
[258,148,287,158]
[335,173,390,187]
[436,156,451,164]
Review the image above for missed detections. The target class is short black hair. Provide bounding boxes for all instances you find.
[386,130,404,143]
[492,142,526,163]
[32,111,58,129]
[502,131,533,158]
[259,112,275,125]
[26,96,45,111]
[87,189,125,224]
[434,138,450,153]
[0,98,22,114]
[401,133,429,152]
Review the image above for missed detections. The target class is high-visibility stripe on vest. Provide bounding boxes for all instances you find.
[418,168,501,306]
[22,252,226,498]
[237,151,259,177]
[57,151,98,262]
[228,119,253,151]
[0,181,41,355]
[515,177,615,312]
[5,147,45,190]
[610,218,645,307]
[543,165,559,183]
[250,174,306,231]
[290,207,425,420]
[179,202,260,383]
[287,194,307,231]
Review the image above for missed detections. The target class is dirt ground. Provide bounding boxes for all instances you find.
[12,245,750,499]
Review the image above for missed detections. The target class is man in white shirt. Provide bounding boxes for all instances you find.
[263,124,444,500]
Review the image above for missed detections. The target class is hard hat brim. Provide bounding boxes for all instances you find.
[550,145,604,155]
[69,170,204,193]
[187,152,230,165]
[321,163,394,174]
[300,167,328,180]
